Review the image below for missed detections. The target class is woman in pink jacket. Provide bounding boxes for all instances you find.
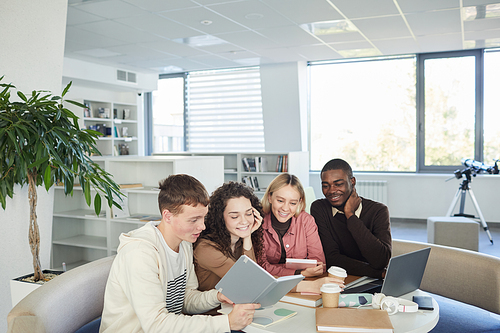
[260,173,326,277]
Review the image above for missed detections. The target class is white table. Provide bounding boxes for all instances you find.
[243,289,439,333]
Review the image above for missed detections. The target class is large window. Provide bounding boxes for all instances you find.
[310,57,416,172]
[152,74,185,153]
[418,50,481,172]
[484,50,500,164]
[185,67,264,152]
[310,49,497,172]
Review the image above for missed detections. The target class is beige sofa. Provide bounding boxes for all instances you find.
[392,239,500,315]
[7,255,115,333]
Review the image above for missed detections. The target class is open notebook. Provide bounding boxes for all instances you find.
[215,255,304,307]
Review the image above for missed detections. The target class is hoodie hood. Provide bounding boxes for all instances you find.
[117,221,161,253]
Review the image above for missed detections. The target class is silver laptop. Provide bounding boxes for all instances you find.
[343,247,431,297]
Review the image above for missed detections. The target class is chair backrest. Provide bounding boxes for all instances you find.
[392,239,500,314]
[7,255,115,333]
[304,186,316,214]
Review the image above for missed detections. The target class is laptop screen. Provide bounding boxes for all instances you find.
[381,247,431,297]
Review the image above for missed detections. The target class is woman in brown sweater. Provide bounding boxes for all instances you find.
[194,181,264,291]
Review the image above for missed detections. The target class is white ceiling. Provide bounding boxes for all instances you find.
[65,0,500,74]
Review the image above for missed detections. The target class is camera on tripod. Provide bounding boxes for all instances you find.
[452,158,499,181]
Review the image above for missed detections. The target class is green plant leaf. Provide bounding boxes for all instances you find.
[44,164,52,191]
[84,180,91,206]
[17,91,27,102]
[94,192,101,216]
[66,99,87,109]
[61,82,72,97]
[28,156,49,169]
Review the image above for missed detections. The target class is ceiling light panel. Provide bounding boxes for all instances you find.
[300,20,358,36]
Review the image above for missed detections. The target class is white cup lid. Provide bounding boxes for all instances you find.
[320,283,341,293]
[328,266,347,277]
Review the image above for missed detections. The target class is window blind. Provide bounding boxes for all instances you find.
[186,67,265,152]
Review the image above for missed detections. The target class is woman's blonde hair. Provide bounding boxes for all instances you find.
[261,173,305,216]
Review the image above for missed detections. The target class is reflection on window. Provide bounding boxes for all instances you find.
[309,57,416,171]
[152,76,185,153]
[423,56,475,166]
[484,51,500,163]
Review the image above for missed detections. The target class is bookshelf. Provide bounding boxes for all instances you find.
[81,99,139,156]
[51,156,224,270]
[154,152,309,198]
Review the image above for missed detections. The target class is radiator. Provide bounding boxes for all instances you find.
[356,180,388,205]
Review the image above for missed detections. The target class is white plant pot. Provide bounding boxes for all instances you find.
[10,269,63,307]
[10,278,42,308]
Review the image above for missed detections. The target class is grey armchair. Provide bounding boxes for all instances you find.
[7,255,115,333]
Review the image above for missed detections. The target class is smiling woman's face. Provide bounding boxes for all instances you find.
[223,196,254,244]
[268,185,301,223]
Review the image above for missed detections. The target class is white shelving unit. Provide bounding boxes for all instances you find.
[154,152,309,198]
[51,155,224,270]
[82,100,139,156]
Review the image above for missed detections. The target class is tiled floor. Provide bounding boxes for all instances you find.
[390,219,500,257]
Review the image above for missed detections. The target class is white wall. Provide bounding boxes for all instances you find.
[0,1,67,331]
[63,57,158,92]
[260,62,308,152]
[309,172,500,224]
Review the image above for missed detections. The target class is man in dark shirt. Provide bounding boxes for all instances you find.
[311,159,391,278]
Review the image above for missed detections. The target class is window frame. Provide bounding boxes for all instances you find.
[416,49,484,173]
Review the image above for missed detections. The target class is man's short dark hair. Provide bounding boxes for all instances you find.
[320,158,353,179]
[158,174,209,215]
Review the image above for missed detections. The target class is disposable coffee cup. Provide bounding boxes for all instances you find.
[328,266,347,282]
[321,283,341,308]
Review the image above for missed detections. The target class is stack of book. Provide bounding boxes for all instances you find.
[275,155,288,172]
[242,176,260,191]
[242,156,269,172]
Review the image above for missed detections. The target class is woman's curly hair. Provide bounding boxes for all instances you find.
[195,181,264,262]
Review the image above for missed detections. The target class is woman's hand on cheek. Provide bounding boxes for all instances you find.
[251,207,263,233]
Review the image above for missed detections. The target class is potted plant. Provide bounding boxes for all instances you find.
[0,76,122,284]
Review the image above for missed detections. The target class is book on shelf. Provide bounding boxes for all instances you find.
[119,183,143,189]
[215,255,304,307]
[285,258,317,270]
[247,157,257,171]
[315,308,393,333]
[242,157,250,172]
[280,291,323,307]
[256,156,268,172]
[242,176,260,191]
[218,303,297,328]
[253,176,260,191]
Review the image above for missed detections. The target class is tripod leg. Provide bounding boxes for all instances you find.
[446,188,462,217]
[468,189,493,244]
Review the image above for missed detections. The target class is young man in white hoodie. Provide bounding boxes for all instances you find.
[100,174,260,333]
